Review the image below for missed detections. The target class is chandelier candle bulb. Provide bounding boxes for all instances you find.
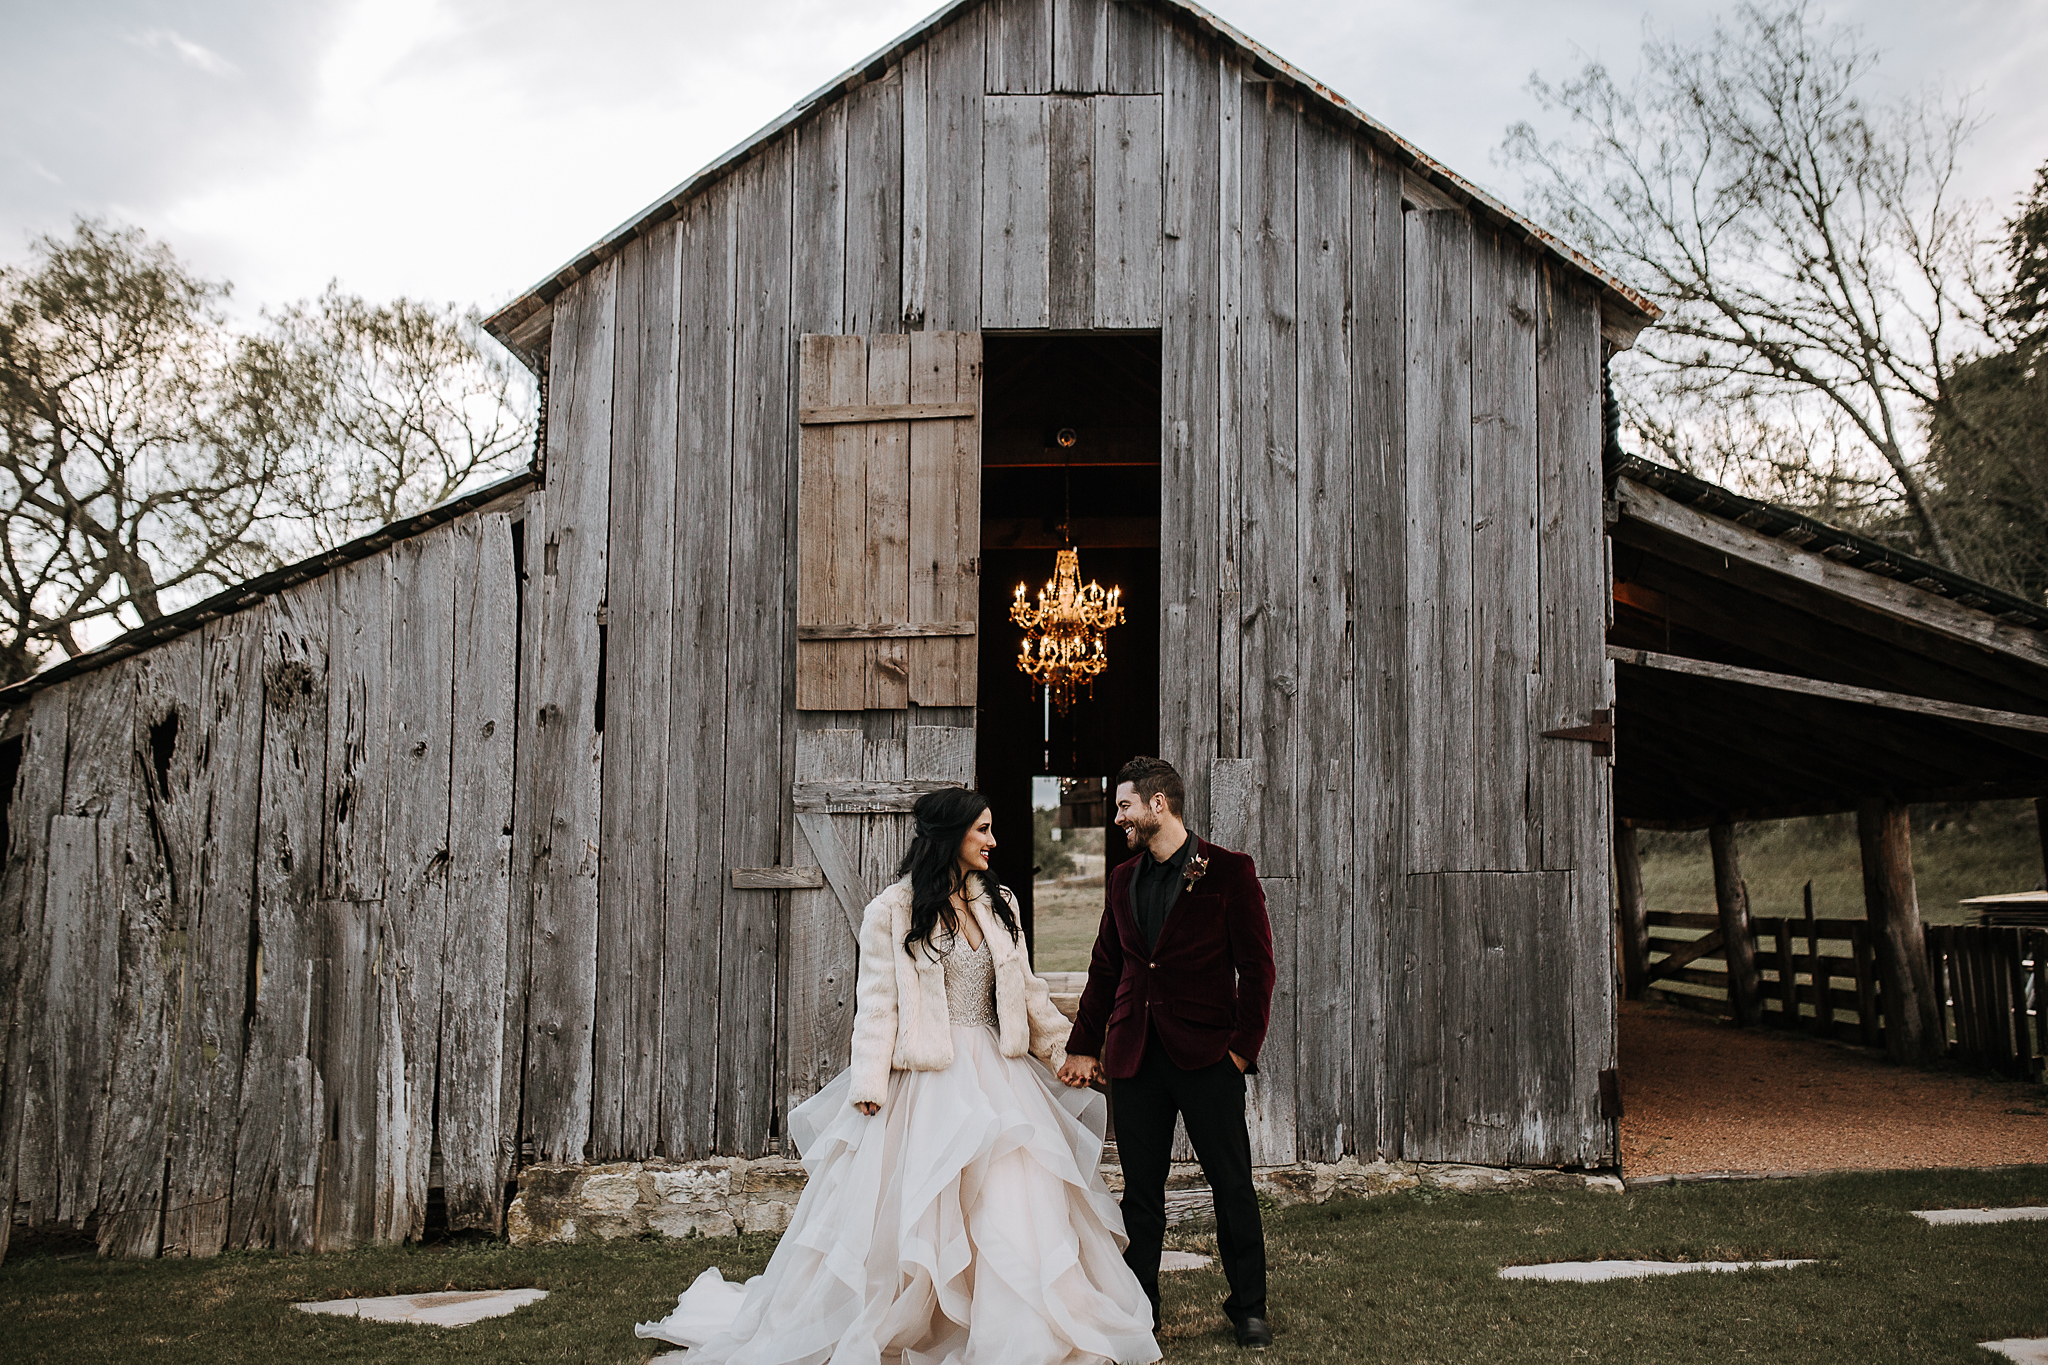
[1010,548,1124,715]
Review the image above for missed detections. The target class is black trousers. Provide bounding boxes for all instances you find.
[1110,1031,1268,1326]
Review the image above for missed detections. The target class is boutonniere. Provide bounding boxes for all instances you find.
[1182,851,1209,894]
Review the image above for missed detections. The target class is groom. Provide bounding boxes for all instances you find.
[1058,756,1276,1350]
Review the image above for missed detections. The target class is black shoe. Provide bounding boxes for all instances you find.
[1235,1315,1273,1349]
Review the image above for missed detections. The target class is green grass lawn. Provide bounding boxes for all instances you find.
[1034,880,1109,973]
[1638,799,2043,925]
[7,1166,2047,1363]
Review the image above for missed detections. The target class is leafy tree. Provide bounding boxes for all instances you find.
[1504,1,1991,567]
[1922,164,2048,601]
[256,288,534,552]
[0,219,536,686]
[0,220,290,682]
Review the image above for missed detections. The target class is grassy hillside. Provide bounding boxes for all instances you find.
[1635,799,2044,925]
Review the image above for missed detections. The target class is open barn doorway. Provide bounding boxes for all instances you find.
[974,334,1161,968]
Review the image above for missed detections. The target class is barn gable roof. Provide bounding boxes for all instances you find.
[480,0,1659,369]
[1605,454,2048,828]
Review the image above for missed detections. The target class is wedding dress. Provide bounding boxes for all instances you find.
[635,932,1160,1365]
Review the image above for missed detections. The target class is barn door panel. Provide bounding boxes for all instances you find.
[796,332,982,710]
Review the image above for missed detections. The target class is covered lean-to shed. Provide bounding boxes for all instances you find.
[0,0,1656,1258]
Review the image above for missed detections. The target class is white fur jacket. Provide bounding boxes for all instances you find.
[847,875,1072,1107]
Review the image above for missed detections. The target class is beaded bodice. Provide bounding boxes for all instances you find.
[942,933,999,1028]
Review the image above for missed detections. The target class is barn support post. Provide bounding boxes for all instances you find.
[2035,796,2047,889]
[1856,800,1942,1064]
[1707,822,1762,1026]
[1614,820,1648,1000]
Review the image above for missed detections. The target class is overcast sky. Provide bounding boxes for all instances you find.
[4,0,2044,327]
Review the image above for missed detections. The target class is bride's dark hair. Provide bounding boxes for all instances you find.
[897,787,1020,958]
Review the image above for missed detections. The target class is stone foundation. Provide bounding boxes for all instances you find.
[507,1154,1621,1247]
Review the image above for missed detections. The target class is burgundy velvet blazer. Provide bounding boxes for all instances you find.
[1064,837,1275,1080]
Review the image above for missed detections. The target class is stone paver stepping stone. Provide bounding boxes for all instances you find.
[296,1287,548,1326]
[1160,1250,1213,1272]
[1980,1340,2048,1363]
[1499,1259,1814,1283]
[1915,1206,2048,1226]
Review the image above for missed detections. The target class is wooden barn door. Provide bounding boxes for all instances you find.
[783,331,982,1129]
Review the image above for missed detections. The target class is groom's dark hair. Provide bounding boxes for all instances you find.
[1115,756,1184,818]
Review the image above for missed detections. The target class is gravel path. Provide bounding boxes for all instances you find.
[1618,999,2048,1177]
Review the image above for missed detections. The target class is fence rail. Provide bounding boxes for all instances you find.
[1641,911,2046,1077]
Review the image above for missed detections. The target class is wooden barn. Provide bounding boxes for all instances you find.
[0,0,1662,1259]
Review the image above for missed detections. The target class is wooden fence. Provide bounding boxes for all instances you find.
[1642,910,2047,1077]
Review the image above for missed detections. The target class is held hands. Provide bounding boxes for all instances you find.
[1056,1054,1104,1088]
[854,1101,880,1116]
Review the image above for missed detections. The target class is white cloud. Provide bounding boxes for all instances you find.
[127,26,241,77]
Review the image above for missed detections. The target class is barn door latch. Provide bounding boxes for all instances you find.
[1541,709,1613,758]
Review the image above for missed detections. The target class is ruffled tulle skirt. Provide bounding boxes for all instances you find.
[635,1023,1160,1365]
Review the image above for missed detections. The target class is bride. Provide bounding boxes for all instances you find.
[636,787,1161,1365]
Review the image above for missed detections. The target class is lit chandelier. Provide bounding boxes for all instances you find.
[1012,546,1123,715]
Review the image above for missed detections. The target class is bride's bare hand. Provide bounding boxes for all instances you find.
[855,1101,880,1116]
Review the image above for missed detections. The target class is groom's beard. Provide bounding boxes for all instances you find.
[1120,811,1161,850]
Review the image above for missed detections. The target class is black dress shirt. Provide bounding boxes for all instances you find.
[1132,832,1194,953]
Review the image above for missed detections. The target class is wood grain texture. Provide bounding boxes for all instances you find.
[440,514,517,1230]
[98,637,201,1258]
[800,402,975,426]
[1048,94,1096,329]
[380,530,455,1239]
[161,613,265,1257]
[1533,266,1613,1160]
[901,43,929,327]
[1469,229,1538,872]
[786,726,864,1117]
[732,866,825,890]
[719,145,795,1157]
[985,0,1053,94]
[1157,30,1220,830]
[845,69,905,338]
[313,894,378,1251]
[322,555,391,902]
[906,331,981,706]
[1093,95,1163,328]
[1053,0,1106,92]
[28,816,116,1235]
[1245,876,1297,1164]
[43,666,130,1228]
[1208,756,1254,852]
[522,259,615,1164]
[1404,209,1475,874]
[863,334,913,710]
[662,188,737,1159]
[1857,800,1941,1063]
[921,9,984,331]
[232,582,328,1251]
[1293,111,1350,1161]
[792,780,967,812]
[982,95,1051,329]
[796,334,868,709]
[1104,0,1163,94]
[0,686,65,1260]
[1351,142,1404,1159]
[1213,54,1241,771]
[1234,85,1297,876]
[594,222,679,1162]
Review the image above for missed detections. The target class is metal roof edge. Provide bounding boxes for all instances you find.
[481,0,1660,370]
[0,469,541,708]
[1606,452,2048,635]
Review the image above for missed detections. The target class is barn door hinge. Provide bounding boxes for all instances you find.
[1541,709,1613,758]
[1598,1068,1623,1118]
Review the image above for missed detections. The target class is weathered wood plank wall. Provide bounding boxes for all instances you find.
[2,0,1622,1260]
[0,505,523,1259]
